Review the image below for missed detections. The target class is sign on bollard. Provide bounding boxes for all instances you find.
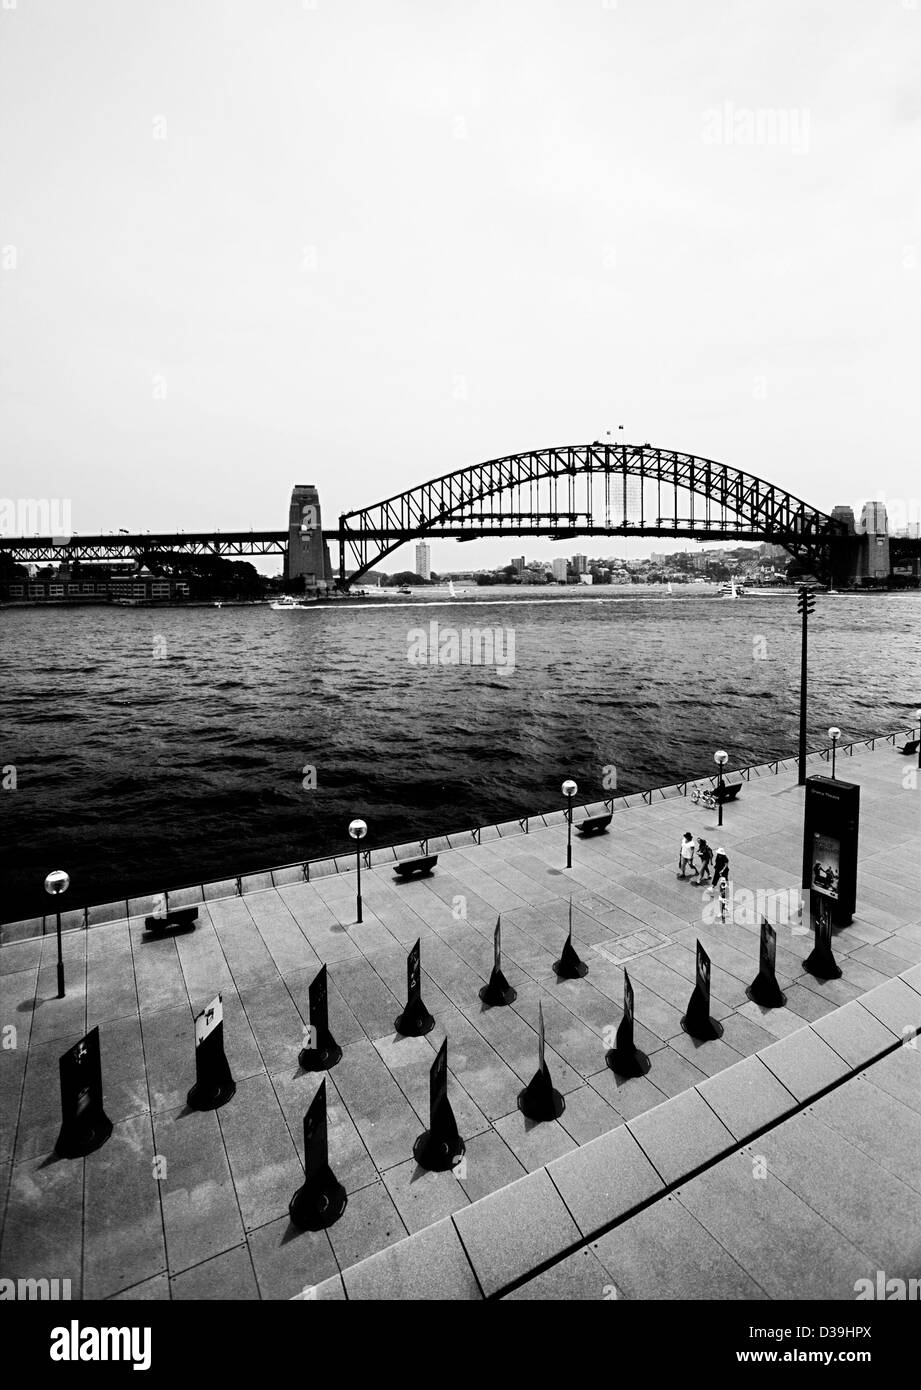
[479,917,517,1006]
[518,1001,565,1121]
[413,1038,466,1170]
[298,964,342,1071]
[289,1079,348,1230]
[746,919,787,1008]
[605,969,651,1077]
[553,898,588,979]
[803,897,842,980]
[681,941,724,1042]
[395,939,435,1036]
[187,993,236,1110]
[55,1027,113,1158]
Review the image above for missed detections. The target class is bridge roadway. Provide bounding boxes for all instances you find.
[0,521,832,566]
[1,735,918,1299]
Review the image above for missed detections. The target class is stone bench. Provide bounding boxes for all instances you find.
[575,813,613,837]
[144,906,199,936]
[393,855,438,879]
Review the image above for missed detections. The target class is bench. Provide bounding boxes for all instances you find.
[715,783,742,804]
[898,738,919,756]
[144,906,199,937]
[576,813,613,837]
[393,855,438,879]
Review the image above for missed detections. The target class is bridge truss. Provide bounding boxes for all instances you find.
[334,442,846,587]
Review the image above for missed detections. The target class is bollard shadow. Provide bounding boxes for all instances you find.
[17,999,38,1014]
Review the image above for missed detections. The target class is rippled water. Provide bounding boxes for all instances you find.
[2,588,918,920]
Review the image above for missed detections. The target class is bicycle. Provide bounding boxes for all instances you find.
[689,782,717,810]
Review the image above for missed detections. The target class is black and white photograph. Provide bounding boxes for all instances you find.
[1,0,919,1361]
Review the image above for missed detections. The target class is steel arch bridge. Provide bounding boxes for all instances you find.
[334,441,846,587]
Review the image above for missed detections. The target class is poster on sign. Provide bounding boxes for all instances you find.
[811,833,841,899]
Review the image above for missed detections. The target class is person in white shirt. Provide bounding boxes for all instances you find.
[677,831,696,878]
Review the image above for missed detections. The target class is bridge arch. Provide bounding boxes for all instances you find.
[335,442,844,586]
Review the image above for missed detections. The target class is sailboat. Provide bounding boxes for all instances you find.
[666,582,673,595]
[448,579,457,598]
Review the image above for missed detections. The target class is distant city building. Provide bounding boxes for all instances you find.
[551,558,569,582]
[415,541,431,580]
[511,555,526,574]
[859,501,889,535]
[571,554,588,574]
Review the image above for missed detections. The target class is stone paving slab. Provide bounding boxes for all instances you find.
[2,741,918,1299]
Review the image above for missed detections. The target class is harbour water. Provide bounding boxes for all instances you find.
[2,587,918,921]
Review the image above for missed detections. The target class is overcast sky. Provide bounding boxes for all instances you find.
[1,0,918,573]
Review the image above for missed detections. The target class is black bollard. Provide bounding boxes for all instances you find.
[395,938,435,1036]
[55,1027,113,1158]
[479,917,517,1007]
[681,941,724,1042]
[553,899,588,979]
[298,965,342,1071]
[289,1079,348,1230]
[413,1038,466,1171]
[803,897,842,980]
[746,919,787,1008]
[187,993,236,1110]
[605,969,651,1077]
[518,1002,565,1121]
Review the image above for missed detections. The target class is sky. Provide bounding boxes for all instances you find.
[1,0,919,575]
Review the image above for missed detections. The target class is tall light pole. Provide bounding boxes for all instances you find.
[797,585,815,785]
[44,869,70,998]
[916,709,921,770]
[348,819,367,924]
[714,750,728,828]
[828,726,841,780]
[562,779,578,869]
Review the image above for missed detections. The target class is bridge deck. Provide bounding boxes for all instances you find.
[1,741,918,1299]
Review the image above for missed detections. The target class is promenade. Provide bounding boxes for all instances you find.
[1,738,919,1300]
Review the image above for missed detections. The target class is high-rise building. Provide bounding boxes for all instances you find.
[572,554,588,574]
[415,542,431,580]
[551,558,568,582]
[511,556,526,574]
[859,501,889,535]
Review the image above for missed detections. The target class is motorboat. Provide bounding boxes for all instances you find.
[270,594,317,610]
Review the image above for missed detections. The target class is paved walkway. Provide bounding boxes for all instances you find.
[1,742,918,1299]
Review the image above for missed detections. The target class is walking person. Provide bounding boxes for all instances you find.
[677,831,696,879]
[693,837,714,885]
[705,847,729,898]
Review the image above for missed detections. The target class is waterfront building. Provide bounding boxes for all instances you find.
[551,558,569,582]
[511,555,526,574]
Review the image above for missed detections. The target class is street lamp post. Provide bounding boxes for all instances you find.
[44,869,70,998]
[797,586,816,785]
[916,710,921,770]
[348,819,367,924]
[562,779,578,869]
[828,726,841,780]
[714,750,728,828]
